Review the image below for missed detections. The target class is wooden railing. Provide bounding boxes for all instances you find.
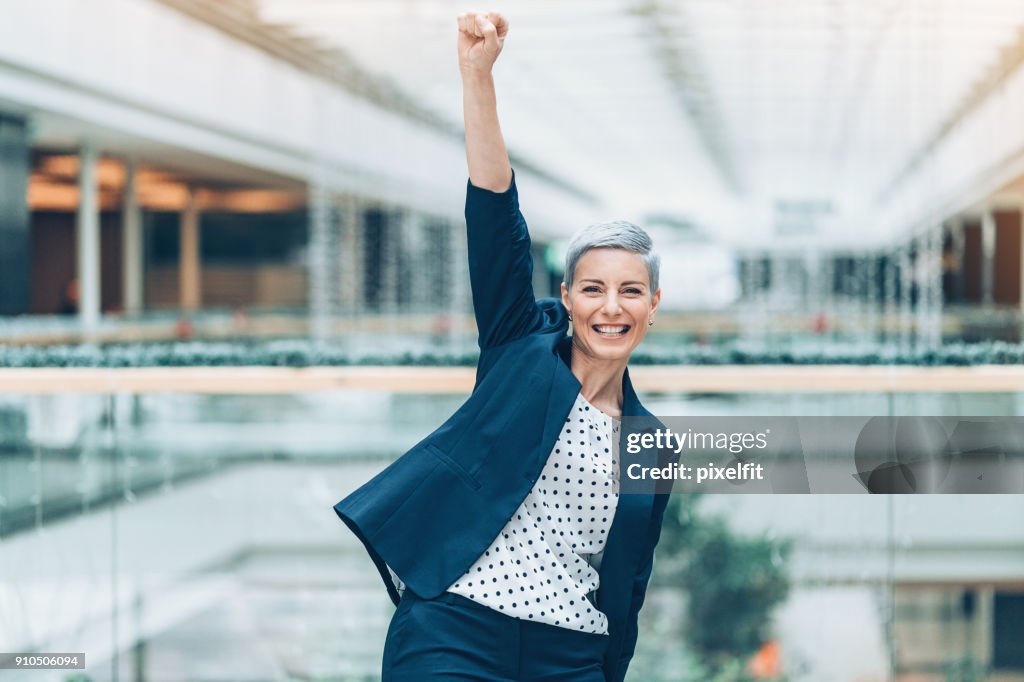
[3,365,1024,394]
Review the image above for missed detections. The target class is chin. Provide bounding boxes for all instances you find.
[588,340,639,361]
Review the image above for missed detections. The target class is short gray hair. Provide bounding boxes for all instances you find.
[563,220,660,293]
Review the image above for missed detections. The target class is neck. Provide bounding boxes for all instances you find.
[569,336,627,412]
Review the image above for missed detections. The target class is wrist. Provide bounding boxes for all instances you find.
[460,65,495,85]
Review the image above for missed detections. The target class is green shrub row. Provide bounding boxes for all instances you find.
[2,339,1024,367]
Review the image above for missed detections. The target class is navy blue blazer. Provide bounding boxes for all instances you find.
[333,171,673,682]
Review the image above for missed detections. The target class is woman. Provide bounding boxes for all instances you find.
[333,11,673,682]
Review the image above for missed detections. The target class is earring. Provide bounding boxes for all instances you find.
[567,312,573,321]
[648,319,654,326]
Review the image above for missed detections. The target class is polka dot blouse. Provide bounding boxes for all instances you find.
[445,391,621,634]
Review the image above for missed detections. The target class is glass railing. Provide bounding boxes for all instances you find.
[1,385,1022,682]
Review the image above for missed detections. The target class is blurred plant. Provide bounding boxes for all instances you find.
[651,491,705,570]
[656,494,793,680]
[7,338,1024,367]
[678,654,794,682]
[943,654,988,682]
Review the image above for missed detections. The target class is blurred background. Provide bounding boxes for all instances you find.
[1,0,1024,680]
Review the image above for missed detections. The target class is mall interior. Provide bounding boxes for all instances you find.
[1,1,1023,681]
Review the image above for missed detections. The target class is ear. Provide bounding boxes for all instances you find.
[650,287,662,316]
[561,281,571,313]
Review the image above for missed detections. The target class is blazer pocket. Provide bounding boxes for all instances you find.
[424,443,482,491]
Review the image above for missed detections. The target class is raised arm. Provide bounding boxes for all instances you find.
[459,12,553,354]
[458,12,512,192]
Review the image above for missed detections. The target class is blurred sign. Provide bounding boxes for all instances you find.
[774,199,833,235]
[643,212,704,241]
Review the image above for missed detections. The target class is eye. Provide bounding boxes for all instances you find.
[624,288,643,295]
[583,286,600,293]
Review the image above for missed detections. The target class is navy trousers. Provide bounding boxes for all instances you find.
[382,589,610,681]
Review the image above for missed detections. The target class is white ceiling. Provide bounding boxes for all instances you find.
[253,0,1024,247]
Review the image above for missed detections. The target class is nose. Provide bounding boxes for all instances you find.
[602,292,622,315]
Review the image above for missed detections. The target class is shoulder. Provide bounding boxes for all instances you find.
[487,298,568,350]
[474,297,569,381]
[536,297,570,330]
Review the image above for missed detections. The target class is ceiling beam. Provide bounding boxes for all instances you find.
[877,25,1024,207]
[630,0,744,195]
[155,0,599,205]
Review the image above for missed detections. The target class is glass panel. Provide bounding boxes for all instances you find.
[3,390,1022,681]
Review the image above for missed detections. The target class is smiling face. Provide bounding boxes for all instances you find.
[561,247,661,364]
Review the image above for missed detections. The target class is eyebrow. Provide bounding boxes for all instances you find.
[580,279,647,287]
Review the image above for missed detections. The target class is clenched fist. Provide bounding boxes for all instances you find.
[457,11,509,76]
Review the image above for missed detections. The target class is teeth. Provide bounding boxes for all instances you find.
[595,325,628,334]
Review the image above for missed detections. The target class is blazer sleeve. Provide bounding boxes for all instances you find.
[465,169,545,351]
[612,488,672,682]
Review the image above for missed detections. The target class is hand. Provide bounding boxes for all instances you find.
[457,11,508,76]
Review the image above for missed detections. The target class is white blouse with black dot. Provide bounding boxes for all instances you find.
[445,391,621,634]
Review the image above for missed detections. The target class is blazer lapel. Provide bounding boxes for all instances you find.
[597,364,659,657]
[542,335,584,446]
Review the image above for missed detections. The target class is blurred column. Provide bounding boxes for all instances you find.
[821,255,835,333]
[770,253,784,341]
[981,210,995,305]
[738,253,754,335]
[973,588,995,667]
[432,217,453,309]
[960,218,983,302]
[915,234,927,351]
[921,225,943,349]
[950,217,966,303]
[740,253,755,303]
[406,214,431,317]
[1019,207,1024,314]
[77,141,101,330]
[437,219,452,299]
[802,249,820,316]
[450,213,472,349]
[121,159,143,317]
[766,254,776,337]
[853,254,868,344]
[750,254,769,343]
[376,205,398,321]
[393,209,414,332]
[933,224,945,347]
[883,248,897,345]
[422,217,455,344]
[308,180,331,341]
[746,254,765,343]
[832,255,850,336]
[339,193,363,319]
[993,209,1022,307]
[361,206,383,316]
[899,244,913,354]
[179,187,201,312]
[865,252,880,345]
[0,115,30,316]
